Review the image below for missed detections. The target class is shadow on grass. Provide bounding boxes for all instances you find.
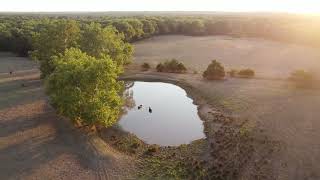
[0,78,44,110]
[0,102,109,179]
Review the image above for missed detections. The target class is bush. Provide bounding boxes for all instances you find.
[45,48,123,128]
[202,60,225,80]
[141,62,151,71]
[228,69,238,77]
[238,68,255,78]
[156,59,187,73]
[156,63,164,72]
[289,70,315,88]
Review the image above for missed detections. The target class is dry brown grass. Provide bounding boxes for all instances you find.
[0,53,136,179]
[134,35,320,79]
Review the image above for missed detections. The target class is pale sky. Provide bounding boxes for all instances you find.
[0,0,320,14]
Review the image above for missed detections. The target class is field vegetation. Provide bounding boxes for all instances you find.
[203,60,225,80]
[289,70,317,88]
[156,59,187,73]
[237,68,255,78]
[1,12,320,180]
[141,62,151,71]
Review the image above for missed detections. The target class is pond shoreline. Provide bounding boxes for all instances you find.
[99,71,277,179]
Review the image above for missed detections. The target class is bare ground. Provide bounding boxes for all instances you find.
[0,53,136,180]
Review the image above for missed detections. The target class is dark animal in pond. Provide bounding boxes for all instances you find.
[148,107,152,113]
[21,83,26,87]
[138,105,143,110]
[9,71,13,75]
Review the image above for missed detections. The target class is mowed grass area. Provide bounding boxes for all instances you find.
[134,35,320,78]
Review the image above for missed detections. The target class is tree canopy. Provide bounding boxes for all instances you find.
[46,48,123,127]
[31,19,81,77]
[80,22,133,66]
[203,60,225,80]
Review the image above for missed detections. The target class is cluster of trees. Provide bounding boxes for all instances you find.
[25,19,133,128]
[1,14,320,57]
[156,59,187,73]
[203,60,256,80]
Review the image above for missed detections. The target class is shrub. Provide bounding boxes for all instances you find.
[141,62,151,71]
[203,60,225,80]
[238,68,255,78]
[289,70,315,88]
[156,63,164,72]
[45,48,123,128]
[145,145,160,156]
[228,69,238,77]
[156,59,187,73]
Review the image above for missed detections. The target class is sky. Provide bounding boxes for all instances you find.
[0,0,320,14]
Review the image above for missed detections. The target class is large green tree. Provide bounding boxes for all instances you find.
[46,48,123,127]
[80,22,133,66]
[31,19,81,78]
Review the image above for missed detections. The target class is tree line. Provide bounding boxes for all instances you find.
[1,14,320,57]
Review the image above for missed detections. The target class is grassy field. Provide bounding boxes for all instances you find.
[1,34,320,179]
[134,35,320,79]
[132,35,320,179]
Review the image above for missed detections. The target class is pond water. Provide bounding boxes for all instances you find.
[118,81,205,146]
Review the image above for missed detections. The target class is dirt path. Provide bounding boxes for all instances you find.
[0,53,136,180]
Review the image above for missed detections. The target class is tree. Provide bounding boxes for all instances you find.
[46,48,123,128]
[31,19,81,78]
[203,60,225,80]
[126,19,144,40]
[0,23,12,51]
[80,22,133,67]
[156,59,187,73]
[141,62,151,71]
[112,20,136,41]
[141,19,156,38]
[289,70,315,88]
[238,68,255,78]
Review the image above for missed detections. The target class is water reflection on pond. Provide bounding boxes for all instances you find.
[118,81,205,146]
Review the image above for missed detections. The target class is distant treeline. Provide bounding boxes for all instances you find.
[1,14,320,56]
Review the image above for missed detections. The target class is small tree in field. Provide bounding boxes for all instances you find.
[156,63,164,72]
[46,48,123,128]
[238,68,255,78]
[141,62,151,71]
[203,60,225,80]
[289,70,315,88]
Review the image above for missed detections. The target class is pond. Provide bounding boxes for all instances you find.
[118,81,205,146]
